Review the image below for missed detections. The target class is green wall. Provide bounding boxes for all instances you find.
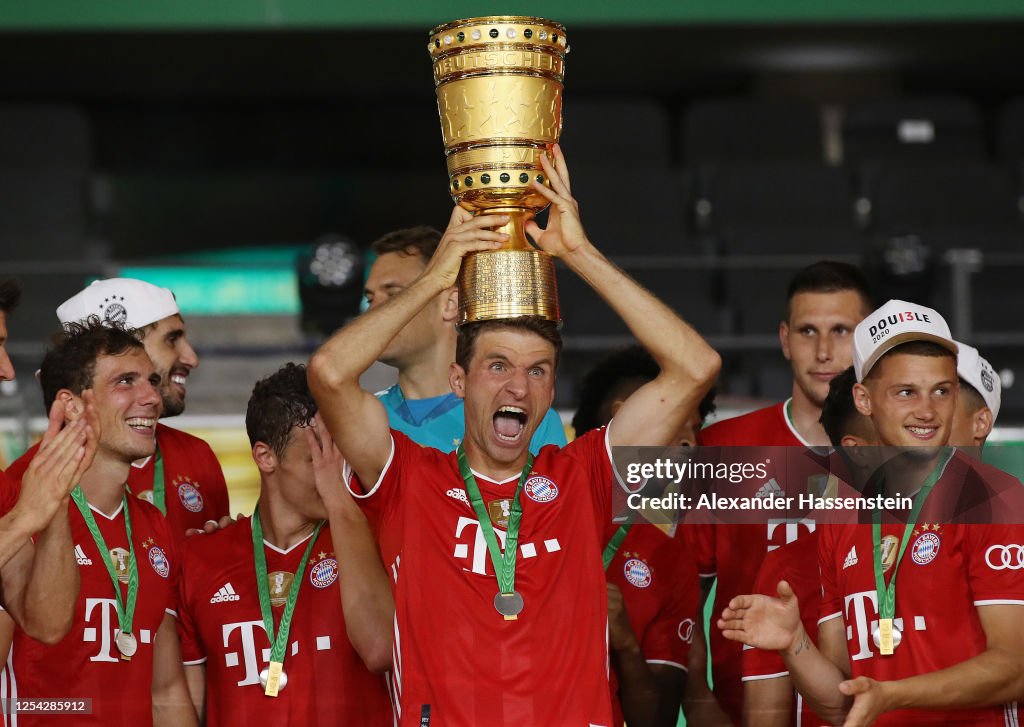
[2,0,1023,30]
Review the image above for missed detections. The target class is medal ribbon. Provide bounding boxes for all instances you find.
[125,446,165,514]
[251,507,324,676]
[603,524,632,570]
[70,487,138,643]
[151,448,166,514]
[456,445,534,597]
[871,448,952,624]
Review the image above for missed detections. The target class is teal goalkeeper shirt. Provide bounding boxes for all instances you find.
[376,385,566,454]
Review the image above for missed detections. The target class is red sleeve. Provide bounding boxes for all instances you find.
[685,524,717,578]
[199,440,231,521]
[344,430,417,531]
[817,525,842,624]
[175,542,206,664]
[965,524,1024,606]
[641,546,700,669]
[0,469,16,517]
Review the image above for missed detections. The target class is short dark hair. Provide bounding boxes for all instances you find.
[40,318,145,410]
[958,377,987,413]
[572,345,717,437]
[370,226,442,265]
[786,261,872,320]
[246,362,318,458]
[455,317,562,372]
[867,340,956,382]
[0,279,22,314]
[820,366,866,447]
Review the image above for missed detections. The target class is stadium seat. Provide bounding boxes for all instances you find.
[842,95,986,166]
[682,98,824,164]
[559,97,674,167]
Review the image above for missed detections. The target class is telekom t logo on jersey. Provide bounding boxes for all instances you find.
[220,621,337,687]
[766,518,815,552]
[452,516,562,575]
[843,590,927,661]
[83,598,152,662]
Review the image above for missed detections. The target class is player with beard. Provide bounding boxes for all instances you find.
[6,320,195,726]
[9,278,231,537]
[309,146,721,726]
[365,226,565,453]
[720,300,1024,727]
[175,364,391,725]
[690,262,873,724]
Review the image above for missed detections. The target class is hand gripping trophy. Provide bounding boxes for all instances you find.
[428,16,568,323]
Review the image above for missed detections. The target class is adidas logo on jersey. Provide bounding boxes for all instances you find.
[446,488,469,506]
[843,545,858,570]
[74,544,93,566]
[211,583,240,603]
[755,478,783,500]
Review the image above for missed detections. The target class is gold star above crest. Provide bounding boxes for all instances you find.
[318,551,327,560]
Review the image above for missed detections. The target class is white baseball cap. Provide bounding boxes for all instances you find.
[57,278,178,330]
[956,341,1001,421]
[853,299,957,382]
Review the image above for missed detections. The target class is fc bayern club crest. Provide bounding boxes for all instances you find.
[524,476,558,503]
[310,558,339,589]
[623,558,652,588]
[176,480,204,513]
[911,532,941,565]
[149,546,170,578]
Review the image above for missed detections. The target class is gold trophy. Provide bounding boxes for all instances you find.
[428,16,567,324]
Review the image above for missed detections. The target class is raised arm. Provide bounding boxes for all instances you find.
[527,147,720,448]
[0,397,96,643]
[307,417,393,673]
[308,208,506,486]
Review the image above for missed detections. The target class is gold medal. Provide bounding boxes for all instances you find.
[260,661,287,696]
[876,618,892,659]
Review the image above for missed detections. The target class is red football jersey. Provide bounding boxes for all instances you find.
[819,456,1024,726]
[689,402,821,726]
[605,524,700,727]
[6,495,179,726]
[0,469,15,518]
[176,516,391,726]
[7,423,230,540]
[349,428,617,727]
[742,530,826,727]
[700,401,808,449]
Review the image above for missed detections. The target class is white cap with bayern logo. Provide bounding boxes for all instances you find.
[853,299,958,382]
[56,278,178,330]
[955,341,1001,422]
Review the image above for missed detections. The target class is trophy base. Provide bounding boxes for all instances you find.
[458,248,560,325]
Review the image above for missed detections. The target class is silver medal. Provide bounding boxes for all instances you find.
[494,591,524,617]
[870,623,902,651]
[116,631,138,658]
[259,667,288,691]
